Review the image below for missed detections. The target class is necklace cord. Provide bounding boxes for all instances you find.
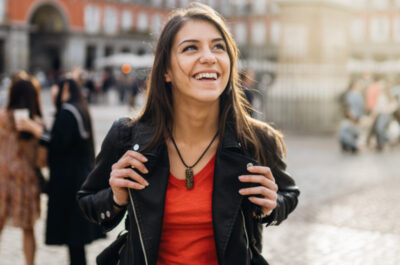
[170,131,219,169]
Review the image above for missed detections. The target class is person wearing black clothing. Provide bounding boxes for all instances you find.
[17,78,104,265]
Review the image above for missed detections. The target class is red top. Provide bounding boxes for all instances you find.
[157,155,218,265]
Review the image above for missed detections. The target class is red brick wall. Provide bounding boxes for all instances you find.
[6,0,168,32]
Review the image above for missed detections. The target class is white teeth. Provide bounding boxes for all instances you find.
[195,72,218,80]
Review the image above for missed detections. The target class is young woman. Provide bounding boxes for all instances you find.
[17,78,104,265]
[78,3,299,265]
[0,74,43,265]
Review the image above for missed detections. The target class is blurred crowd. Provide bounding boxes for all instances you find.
[0,70,107,265]
[0,65,148,110]
[339,75,400,153]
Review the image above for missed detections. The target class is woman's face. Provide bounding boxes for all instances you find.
[165,19,231,104]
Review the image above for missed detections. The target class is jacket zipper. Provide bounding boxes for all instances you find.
[128,189,149,265]
[241,210,251,263]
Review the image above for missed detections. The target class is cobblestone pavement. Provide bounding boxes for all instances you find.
[1,90,399,264]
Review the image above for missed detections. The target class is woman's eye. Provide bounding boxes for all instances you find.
[214,43,226,50]
[182,45,197,52]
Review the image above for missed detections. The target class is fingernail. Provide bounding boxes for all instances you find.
[143,157,148,162]
[144,168,149,174]
[238,189,244,194]
[145,181,150,186]
[238,176,244,180]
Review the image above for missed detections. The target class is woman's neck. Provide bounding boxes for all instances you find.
[172,101,219,145]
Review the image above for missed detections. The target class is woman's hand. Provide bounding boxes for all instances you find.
[15,117,43,138]
[109,150,150,208]
[238,165,278,217]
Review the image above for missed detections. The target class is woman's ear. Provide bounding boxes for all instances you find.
[164,71,172,83]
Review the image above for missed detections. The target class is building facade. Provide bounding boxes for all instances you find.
[0,0,171,75]
[1,0,399,131]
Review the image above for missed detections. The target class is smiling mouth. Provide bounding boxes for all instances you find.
[193,72,219,80]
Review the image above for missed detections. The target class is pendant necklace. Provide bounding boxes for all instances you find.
[170,131,219,189]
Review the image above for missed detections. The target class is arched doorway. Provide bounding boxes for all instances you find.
[29,4,68,79]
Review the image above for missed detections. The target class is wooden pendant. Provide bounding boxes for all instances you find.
[185,168,194,189]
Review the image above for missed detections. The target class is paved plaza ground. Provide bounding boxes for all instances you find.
[1,90,399,264]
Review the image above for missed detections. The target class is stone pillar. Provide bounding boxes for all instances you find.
[5,26,29,74]
[265,1,350,133]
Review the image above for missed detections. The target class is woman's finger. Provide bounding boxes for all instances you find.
[109,177,145,190]
[239,175,278,192]
[112,156,148,174]
[247,166,275,182]
[110,168,149,187]
[239,186,277,201]
[248,196,277,210]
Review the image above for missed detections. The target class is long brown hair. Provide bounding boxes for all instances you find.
[7,72,42,119]
[137,2,285,167]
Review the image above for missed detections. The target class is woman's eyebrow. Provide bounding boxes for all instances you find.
[178,39,199,47]
[178,38,224,47]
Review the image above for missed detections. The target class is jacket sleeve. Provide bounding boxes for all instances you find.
[261,168,299,226]
[77,118,131,232]
[258,128,300,226]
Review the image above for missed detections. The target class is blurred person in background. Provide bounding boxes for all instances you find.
[16,78,104,265]
[0,72,44,265]
[101,69,115,104]
[365,78,382,146]
[372,82,399,150]
[338,80,365,153]
[77,3,299,265]
[390,80,400,134]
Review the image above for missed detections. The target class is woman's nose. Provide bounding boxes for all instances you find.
[199,49,216,64]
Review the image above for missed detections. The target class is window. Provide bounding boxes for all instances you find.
[220,0,231,15]
[104,7,118,35]
[352,0,366,9]
[180,0,190,7]
[205,0,216,8]
[234,0,246,15]
[350,18,366,43]
[269,2,280,14]
[252,22,266,45]
[234,22,247,45]
[166,0,176,9]
[252,0,266,15]
[105,46,114,57]
[0,0,5,23]
[84,5,101,34]
[323,28,346,58]
[85,45,96,70]
[370,17,390,43]
[137,12,148,32]
[151,0,162,6]
[370,0,388,10]
[393,16,400,42]
[270,21,280,45]
[283,24,308,57]
[151,14,162,35]
[121,10,133,32]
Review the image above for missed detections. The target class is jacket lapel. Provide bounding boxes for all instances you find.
[212,127,258,263]
[129,144,169,265]
[128,123,170,265]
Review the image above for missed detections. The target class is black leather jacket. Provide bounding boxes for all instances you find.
[77,119,299,265]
